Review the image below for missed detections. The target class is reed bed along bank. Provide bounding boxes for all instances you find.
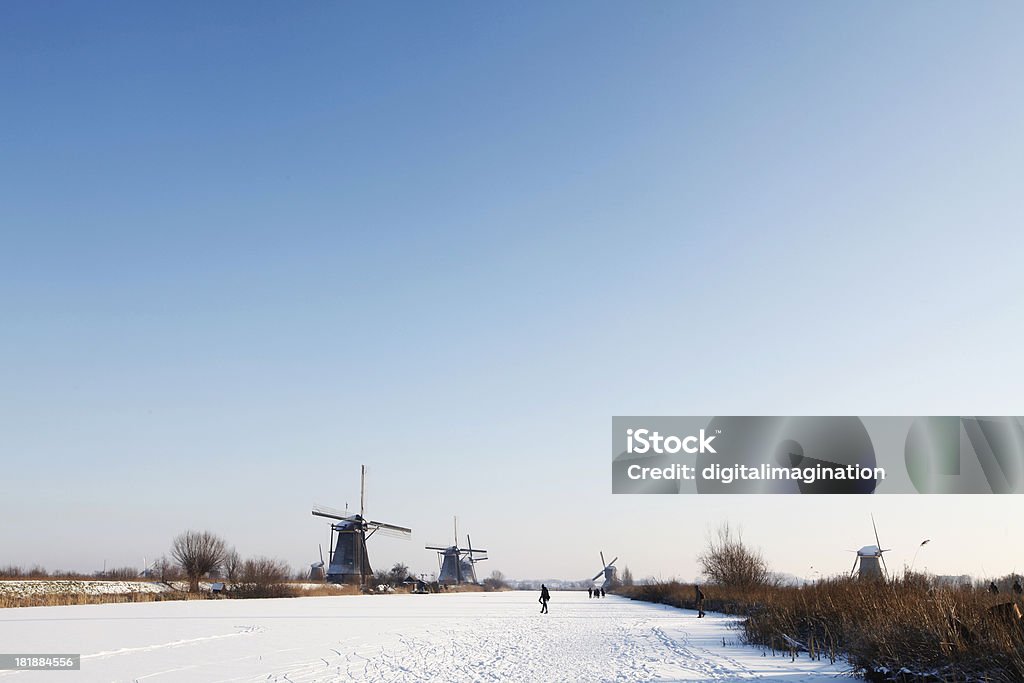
[0,591,198,609]
[617,576,1024,682]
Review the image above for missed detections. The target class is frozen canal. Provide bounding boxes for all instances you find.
[0,590,849,682]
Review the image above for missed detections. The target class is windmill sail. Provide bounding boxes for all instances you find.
[593,551,619,584]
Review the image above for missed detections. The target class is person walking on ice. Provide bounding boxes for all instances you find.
[539,584,550,614]
[695,585,705,618]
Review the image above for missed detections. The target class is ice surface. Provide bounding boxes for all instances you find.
[0,591,850,682]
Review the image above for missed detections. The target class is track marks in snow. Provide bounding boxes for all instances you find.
[248,608,757,682]
[85,625,266,661]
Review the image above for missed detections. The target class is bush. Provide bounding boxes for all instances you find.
[0,565,51,579]
[233,557,295,598]
[387,563,410,586]
[102,567,139,580]
[482,570,508,591]
[697,522,772,588]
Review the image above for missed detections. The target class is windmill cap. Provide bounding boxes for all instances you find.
[858,545,881,555]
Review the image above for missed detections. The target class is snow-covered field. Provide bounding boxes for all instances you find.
[0,581,173,598]
[0,591,850,682]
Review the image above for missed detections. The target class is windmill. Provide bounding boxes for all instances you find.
[309,544,325,581]
[849,514,891,580]
[592,551,619,586]
[426,517,488,585]
[312,465,412,585]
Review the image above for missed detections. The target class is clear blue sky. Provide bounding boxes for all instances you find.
[2,2,1023,581]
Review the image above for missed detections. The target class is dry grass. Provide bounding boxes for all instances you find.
[618,576,1024,682]
[0,591,204,609]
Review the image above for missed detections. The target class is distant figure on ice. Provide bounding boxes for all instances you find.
[600,587,606,598]
[587,587,593,598]
[539,584,550,614]
[989,581,1000,595]
[695,585,706,618]
[1014,578,1022,597]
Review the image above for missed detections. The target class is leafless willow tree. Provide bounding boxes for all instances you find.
[171,530,228,592]
[697,522,772,588]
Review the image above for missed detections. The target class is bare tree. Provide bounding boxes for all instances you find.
[697,522,771,588]
[153,555,180,582]
[223,548,241,583]
[387,562,410,585]
[483,570,508,591]
[171,530,228,592]
[620,566,635,587]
